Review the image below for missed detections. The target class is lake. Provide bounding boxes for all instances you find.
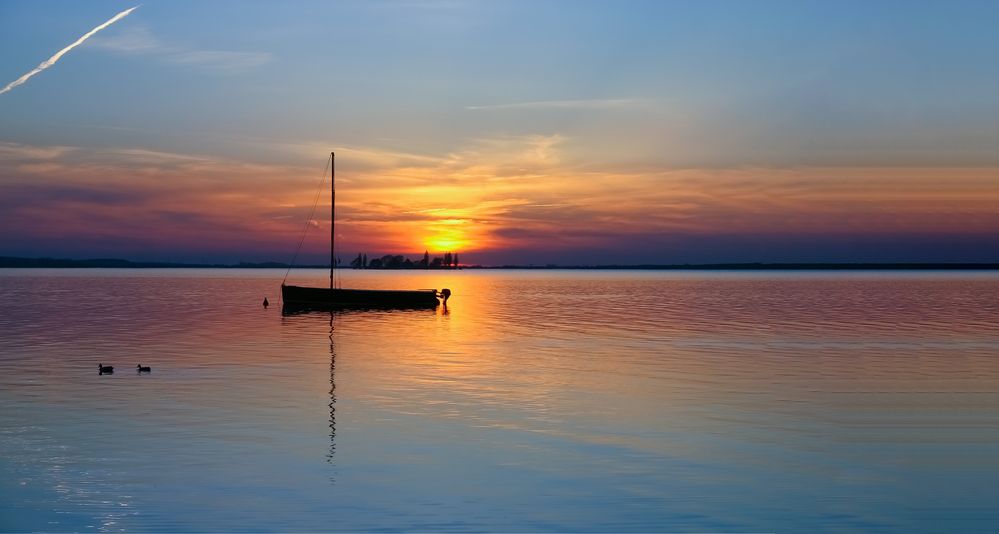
[1,269,997,532]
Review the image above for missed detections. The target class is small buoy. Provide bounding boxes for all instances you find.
[263,297,269,308]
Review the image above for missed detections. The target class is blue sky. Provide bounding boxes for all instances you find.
[1,1,997,263]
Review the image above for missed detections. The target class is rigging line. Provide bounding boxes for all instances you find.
[282,154,332,285]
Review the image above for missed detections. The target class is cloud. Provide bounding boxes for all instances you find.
[417,134,569,177]
[3,139,998,264]
[465,98,644,111]
[88,25,272,73]
[0,183,151,209]
[0,141,77,160]
[167,50,272,71]
[272,141,445,171]
[85,23,158,53]
[0,6,139,96]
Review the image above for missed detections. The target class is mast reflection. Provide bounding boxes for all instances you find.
[327,311,336,465]
[277,306,441,472]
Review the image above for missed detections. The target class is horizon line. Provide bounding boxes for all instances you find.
[2,256,998,271]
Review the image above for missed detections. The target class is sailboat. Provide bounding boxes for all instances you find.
[281,152,450,310]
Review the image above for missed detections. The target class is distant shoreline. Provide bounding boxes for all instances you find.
[2,256,997,270]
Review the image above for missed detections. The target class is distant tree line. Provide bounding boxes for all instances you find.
[349,250,460,269]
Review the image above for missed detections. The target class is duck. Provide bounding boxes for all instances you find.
[98,363,114,374]
[136,364,152,373]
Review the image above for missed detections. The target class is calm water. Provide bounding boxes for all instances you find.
[1,269,997,532]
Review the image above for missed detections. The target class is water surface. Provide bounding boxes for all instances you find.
[1,269,997,531]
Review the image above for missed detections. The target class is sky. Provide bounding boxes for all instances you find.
[1,0,998,265]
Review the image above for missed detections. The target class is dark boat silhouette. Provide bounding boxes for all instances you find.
[281,152,449,310]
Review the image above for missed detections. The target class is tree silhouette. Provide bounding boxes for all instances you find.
[338,250,463,269]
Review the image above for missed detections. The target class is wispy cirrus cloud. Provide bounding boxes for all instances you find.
[449,134,566,167]
[465,98,645,111]
[168,50,271,70]
[0,141,78,160]
[88,25,272,72]
[271,141,446,171]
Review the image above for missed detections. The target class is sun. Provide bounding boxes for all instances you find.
[419,217,475,252]
[424,233,468,252]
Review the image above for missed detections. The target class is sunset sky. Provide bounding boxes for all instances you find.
[1,0,998,265]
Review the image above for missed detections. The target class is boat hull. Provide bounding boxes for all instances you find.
[281,284,440,310]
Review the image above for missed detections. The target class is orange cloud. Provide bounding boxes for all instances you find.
[2,139,997,263]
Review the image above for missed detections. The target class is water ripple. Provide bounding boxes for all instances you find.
[0,269,997,531]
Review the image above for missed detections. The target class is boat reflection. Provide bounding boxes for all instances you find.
[282,301,441,315]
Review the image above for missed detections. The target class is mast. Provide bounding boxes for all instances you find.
[330,152,336,289]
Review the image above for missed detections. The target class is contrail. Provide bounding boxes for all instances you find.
[0,6,139,96]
